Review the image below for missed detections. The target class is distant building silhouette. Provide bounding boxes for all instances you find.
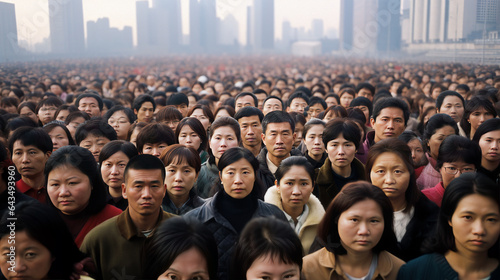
[250,0,274,53]
[190,0,217,53]
[49,0,85,54]
[87,18,133,54]
[0,1,18,62]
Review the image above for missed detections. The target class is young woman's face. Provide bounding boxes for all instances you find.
[101,151,129,190]
[165,158,198,199]
[338,199,385,254]
[439,161,476,189]
[428,125,456,160]
[48,126,70,152]
[0,231,53,280]
[209,126,239,160]
[468,108,494,133]
[108,110,131,140]
[449,194,500,255]
[479,130,500,163]
[158,247,209,280]
[221,158,254,199]
[370,152,410,202]
[246,254,300,280]
[276,165,313,211]
[215,109,231,120]
[326,135,357,169]
[340,93,354,108]
[304,125,325,157]
[178,125,202,151]
[47,165,92,215]
[190,109,211,131]
[407,139,425,167]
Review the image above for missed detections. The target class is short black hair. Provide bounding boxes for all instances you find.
[371,97,410,126]
[308,96,327,110]
[436,135,481,169]
[136,123,176,152]
[287,92,310,107]
[322,118,361,150]
[262,111,295,134]
[9,127,53,155]
[355,82,375,96]
[436,90,465,111]
[75,118,117,145]
[104,105,136,124]
[124,154,166,182]
[263,95,284,109]
[75,92,103,111]
[235,92,258,107]
[234,106,264,122]
[132,94,156,112]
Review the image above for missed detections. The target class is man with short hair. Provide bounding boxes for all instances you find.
[235,92,258,112]
[166,93,189,117]
[75,91,103,117]
[133,94,156,123]
[355,82,375,102]
[262,96,283,116]
[258,80,272,93]
[136,123,176,157]
[81,155,175,280]
[252,89,268,110]
[286,92,309,115]
[307,97,327,119]
[235,106,264,157]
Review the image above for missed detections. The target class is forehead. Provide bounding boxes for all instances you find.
[79,97,98,105]
[237,95,254,102]
[291,98,307,104]
[140,101,154,108]
[13,141,42,151]
[266,122,292,132]
[443,96,463,104]
[264,99,282,106]
[377,107,404,117]
[239,115,261,124]
[126,168,163,182]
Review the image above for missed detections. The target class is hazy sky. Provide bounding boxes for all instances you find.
[5,0,340,48]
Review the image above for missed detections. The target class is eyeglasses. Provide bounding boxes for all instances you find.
[443,166,476,175]
[40,107,57,112]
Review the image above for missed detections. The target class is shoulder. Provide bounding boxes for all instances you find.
[263,186,282,207]
[80,215,120,248]
[184,197,215,221]
[256,200,287,220]
[397,253,448,279]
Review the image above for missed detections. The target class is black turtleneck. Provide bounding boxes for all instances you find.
[216,189,258,234]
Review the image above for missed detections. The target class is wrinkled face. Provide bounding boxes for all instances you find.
[165,158,198,199]
[468,108,494,133]
[262,122,296,160]
[122,168,166,217]
[308,103,324,119]
[370,152,410,202]
[79,135,110,162]
[78,97,101,117]
[438,96,464,123]
[101,151,129,190]
[304,125,325,157]
[210,126,239,160]
[370,107,406,143]
[263,99,283,116]
[439,161,476,189]
[407,139,425,167]
[108,110,131,140]
[220,158,255,199]
[47,165,92,215]
[246,254,300,280]
[158,248,209,280]
[178,125,202,151]
[48,126,69,152]
[239,115,263,148]
[427,125,456,160]
[479,130,500,163]
[287,98,307,114]
[135,102,154,123]
[11,142,51,178]
[276,165,314,211]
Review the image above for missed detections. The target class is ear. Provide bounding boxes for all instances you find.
[134,108,138,115]
[370,117,375,127]
[219,171,222,181]
[261,132,266,144]
[275,180,280,193]
[286,107,291,113]
[121,183,128,199]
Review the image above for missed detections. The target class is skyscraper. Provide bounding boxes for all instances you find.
[136,0,150,48]
[190,0,217,53]
[377,0,401,52]
[151,0,182,52]
[312,19,324,39]
[48,0,85,54]
[339,0,354,50]
[0,1,18,62]
[87,18,133,53]
[251,0,274,53]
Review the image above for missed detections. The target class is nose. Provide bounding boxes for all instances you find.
[314,137,321,145]
[59,184,71,197]
[174,170,182,181]
[247,126,255,135]
[185,135,192,143]
[337,145,345,155]
[90,144,99,155]
[491,141,499,150]
[141,186,152,199]
[110,165,120,175]
[384,172,395,184]
[152,147,160,157]
[291,184,301,195]
[472,219,486,236]
[234,172,243,184]
[358,222,370,235]
[21,153,30,163]
[275,134,284,144]
[411,150,417,160]
[14,257,27,273]
[387,120,395,129]
[220,138,227,147]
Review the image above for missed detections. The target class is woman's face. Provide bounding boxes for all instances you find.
[56,109,70,122]
[215,109,230,120]
[221,158,255,199]
[108,110,131,140]
[304,125,325,157]
[165,158,198,199]
[439,161,476,189]
[48,126,70,152]
[407,139,425,167]
[340,94,354,108]
[439,96,464,123]
[66,116,86,140]
[0,231,53,279]
[326,135,357,169]
[19,106,38,124]
[293,123,304,148]
[79,134,110,162]
[370,152,410,202]
[449,194,500,255]
[468,108,494,133]
[479,130,500,164]
[178,125,202,151]
[428,125,456,160]
[338,199,385,254]
[37,105,57,125]
[190,109,211,131]
[158,247,209,280]
[276,165,313,211]
[209,126,239,160]
[101,151,129,189]
[246,254,300,280]
[47,165,92,215]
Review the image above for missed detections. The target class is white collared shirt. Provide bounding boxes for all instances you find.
[283,204,310,234]
[266,153,279,175]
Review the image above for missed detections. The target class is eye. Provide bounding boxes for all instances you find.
[463,215,472,220]
[351,218,359,222]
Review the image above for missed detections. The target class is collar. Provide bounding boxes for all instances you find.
[117,208,165,240]
[266,153,279,174]
[16,179,32,193]
[283,204,309,234]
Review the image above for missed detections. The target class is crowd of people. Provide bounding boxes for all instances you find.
[0,56,499,279]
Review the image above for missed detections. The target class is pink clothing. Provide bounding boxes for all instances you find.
[422,182,445,207]
[416,154,441,190]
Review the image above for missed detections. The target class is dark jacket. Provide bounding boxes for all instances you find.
[162,189,205,215]
[255,146,299,194]
[184,191,287,280]
[315,157,366,209]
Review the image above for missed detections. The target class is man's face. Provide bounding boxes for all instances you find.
[175,104,189,117]
[357,88,373,101]
[258,83,270,93]
[263,99,282,116]
[286,98,307,114]
[261,122,296,159]
[308,103,325,119]
[12,141,51,178]
[122,168,166,218]
[135,101,154,123]
[370,107,406,143]
[235,95,255,112]
[238,115,262,148]
[50,85,63,96]
[78,97,101,117]
[255,93,267,110]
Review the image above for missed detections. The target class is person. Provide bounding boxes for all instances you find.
[307,96,327,119]
[356,97,409,164]
[230,217,304,280]
[75,118,118,162]
[290,112,306,148]
[316,119,366,209]
[159,144,205,215]
[286,92,309,115]
[99,140,138,211]
[42,121,75,152]
[65,111,90,141]
[417,114,458,190]
[459,96,496,139]
[36,97,63,125]
[398,131,428,178]
[185,147,287,280]
[54,104,78,122]
[397,173,500,279]
[167,92,190,117]
[350,96,373,127]
[435,91,465,123]
[235,106,264,157]
[253,88,268,110]
[132,94,155,123]
[262,95,283,116]
[264,156,325,253]
[0,202,90,280]
[189,104,214,132]
[322,105,347,122]
[75,91,103,118]
[214,105,235,119]
[175,117,209,163]
[302,181,404,279]
[9,127,52,203]
[156,106,183,131]
[17,101,39,124]
[339,88,355,108]
[136,122,176,157]
[422,136,481,207]
[302,119,327,169]
[104,105,136,140]
[45,146,122,247]
[142,217,218,279]
[473,118,500,184]
[81,154,176,280]
[366,138,439,261]
[235,92,258,112]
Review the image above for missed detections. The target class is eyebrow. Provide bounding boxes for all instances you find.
[132,180,162,184]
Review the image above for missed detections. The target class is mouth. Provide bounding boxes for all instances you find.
[172,186,184,191]
[469,239,486,245]
[355,240,370,245]
[140,202,153,207]
[59,201,73,205]
[382,187,398,192]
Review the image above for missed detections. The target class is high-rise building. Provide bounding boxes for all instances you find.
[339,0,354,50]
[312,19,324,39]
[87,18,133,53]
[151,0,182,52]
[48,0,85,54]
[0,1,18,62]
[251,0,274,52]
[377,0,401,52]
[218,14,239,46]
[190,0,217,52]
[136,0,150,48]
[447,0,477,41]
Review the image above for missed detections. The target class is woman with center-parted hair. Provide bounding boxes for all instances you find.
[175,117,209,164]
[472,118,500,184]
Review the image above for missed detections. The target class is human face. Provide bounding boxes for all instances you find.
[479,130,500,164]
[101,151,129,189]
[48,126,69,151]
[468,108,494,133]
[135,102,154,123]
[326,135,357,170]
[215,109,230,119]
[262,123,296,160]
[175,104,189,117]
[158,247,209,280]
[220,158,255,199]
[338,199,384,254]
[263,99,282,116]
[255,93,267,110]
[108,110,131,140]
[246,254,300,280]
[308,103,324,119]
[0,231,52,280]
[239,115,262,148]
[47,165,92,215]
[78,97,101,117]
[276,165,313,212]
[142,142,168,158]
[294,122,304,148]
[37,105,57,125]
[287,98,307,114]
[438,96,464,123]
[165,158,198,199]
[357,88,373,101]
[355,105,370,125]
[122,168,166,217]
[178,125,202,151]
[449,194,500,255]
[325,96,338,108]
[55,109,70,122]
[304,125,325,158]
[190,109,211,131]
[407,139,425,167]
[370,152,410,202]
[427,125,456,160]
[439,161,476,189]
[19,106,38,123]
[340,94,354,108]
[370,107,406,143]
[235,95,255,112]
[11,142,51,178]
[66,116,85,140]
[79,135,110,162]
[210,126,239,161]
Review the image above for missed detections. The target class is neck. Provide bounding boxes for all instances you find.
[332,163,351,178]
[22,173,45,190]
[169,192,190,208]
[282,202,303,223]
[338,250,373,276]
[470,128,477,140]
[391,196,407,212]
[445,249,491,276]
[245,143,262,157]
[308,151,322,162]
[108,187,122,198]
[482,158,500,172]
[269,153,288,168]
[129,208,160,232]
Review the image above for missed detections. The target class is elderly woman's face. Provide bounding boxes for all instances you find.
[47,165,92,215]
[369,152,410,202]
